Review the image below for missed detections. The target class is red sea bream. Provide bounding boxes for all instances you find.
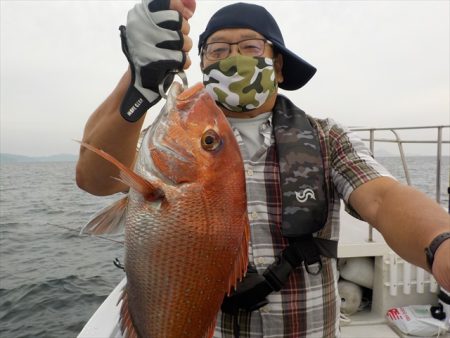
[81,82,249,338]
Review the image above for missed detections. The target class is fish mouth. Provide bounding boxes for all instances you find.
[162,82,183,118]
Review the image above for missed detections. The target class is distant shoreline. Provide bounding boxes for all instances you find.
[1,153,448,164]
[0,153,78,163]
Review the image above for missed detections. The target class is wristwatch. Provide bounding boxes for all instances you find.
[425,232,450,270]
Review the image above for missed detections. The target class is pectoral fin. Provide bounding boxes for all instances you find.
[81,196,128,235]
[77,141,164,201]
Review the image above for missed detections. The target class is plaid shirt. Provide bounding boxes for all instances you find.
[214,112,391,338]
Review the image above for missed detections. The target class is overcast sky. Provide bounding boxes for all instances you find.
[1,0,449,157]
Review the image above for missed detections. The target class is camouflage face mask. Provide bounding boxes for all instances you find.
[202,55,277,112]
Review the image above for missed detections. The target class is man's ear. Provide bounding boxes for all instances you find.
[274,54,284,84]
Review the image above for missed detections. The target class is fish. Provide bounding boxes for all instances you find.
[80,82,250,338]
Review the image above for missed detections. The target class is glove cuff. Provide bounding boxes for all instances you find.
[120,85,159,122]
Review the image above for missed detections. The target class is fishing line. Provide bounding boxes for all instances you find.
[48,223,124,245]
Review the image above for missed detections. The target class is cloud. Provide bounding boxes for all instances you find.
[1,0,449,156]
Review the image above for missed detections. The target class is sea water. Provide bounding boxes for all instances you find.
[0,157,449,338]
[0,162,125,338]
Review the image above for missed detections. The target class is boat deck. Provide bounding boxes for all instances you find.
[338,207,448,337]
[78,207,448,337]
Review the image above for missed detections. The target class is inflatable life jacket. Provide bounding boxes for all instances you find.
[221,95,338,314]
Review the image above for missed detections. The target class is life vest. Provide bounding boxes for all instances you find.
[221,95,338,314]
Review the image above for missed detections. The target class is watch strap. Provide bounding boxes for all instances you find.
[425,232,450,269]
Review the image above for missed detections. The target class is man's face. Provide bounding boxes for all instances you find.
[200,28,283,118]
[201,28,283,83]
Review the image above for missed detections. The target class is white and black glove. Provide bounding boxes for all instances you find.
[119,0,185,122]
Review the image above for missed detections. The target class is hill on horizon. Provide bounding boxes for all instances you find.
[0,153,78,163]
[1,151,447,164]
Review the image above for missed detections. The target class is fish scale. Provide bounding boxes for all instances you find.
[81,82,249,338]
[126,193,231,333]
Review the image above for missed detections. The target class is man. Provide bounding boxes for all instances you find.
[76,1,450,337]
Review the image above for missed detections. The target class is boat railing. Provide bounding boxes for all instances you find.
[349,125,450,242]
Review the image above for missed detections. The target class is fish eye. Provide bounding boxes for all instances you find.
[201,129,221,151]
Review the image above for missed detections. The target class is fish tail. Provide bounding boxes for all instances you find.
[77,141,164,201]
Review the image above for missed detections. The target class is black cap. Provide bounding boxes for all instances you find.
[198,2,316,90]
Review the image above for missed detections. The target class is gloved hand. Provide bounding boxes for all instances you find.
[119,0,193,122]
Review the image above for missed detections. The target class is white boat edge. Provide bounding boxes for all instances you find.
[78,278,125,338]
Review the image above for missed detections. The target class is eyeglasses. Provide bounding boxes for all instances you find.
[202,38,272,61]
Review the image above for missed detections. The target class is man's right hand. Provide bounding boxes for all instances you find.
[119,0,196,122]
[76,0,196,196]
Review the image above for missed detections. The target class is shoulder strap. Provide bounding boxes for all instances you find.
[272,95,328,236]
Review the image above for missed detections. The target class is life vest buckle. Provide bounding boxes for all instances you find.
[304,257,323,275]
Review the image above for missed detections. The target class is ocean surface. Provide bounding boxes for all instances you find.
[0,156,449,338]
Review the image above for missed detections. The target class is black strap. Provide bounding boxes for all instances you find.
[221,236,337,314]
[272,96,328,236]
[438,289,450,305]
[221,266,270,314]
